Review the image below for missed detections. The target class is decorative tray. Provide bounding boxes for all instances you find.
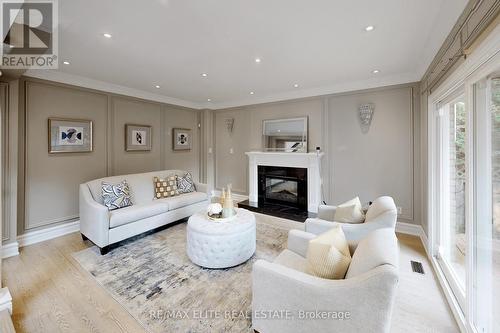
[207,209,238,222]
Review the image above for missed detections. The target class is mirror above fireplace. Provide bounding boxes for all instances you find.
[262,117,308,153]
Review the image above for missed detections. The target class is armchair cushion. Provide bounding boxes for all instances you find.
[306,225,351,279]
[346,228,399,278]
[334,196,365,223]
[287,229,316,257]
[274,249,308,273]
[317,204,337,221]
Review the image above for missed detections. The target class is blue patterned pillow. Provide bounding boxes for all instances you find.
[102,180,132,210]
[176,172,196,194]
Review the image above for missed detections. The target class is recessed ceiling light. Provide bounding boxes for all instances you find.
[372,69,380,74]
[103,33,112,38]
[63,61,70,65]
[201,73,208,77]
[293,83,299,88]
[255,58,261,63]
[155,85,160,89]
[250,91,254,95]
[365,25,374,32]
[207,98,211,102]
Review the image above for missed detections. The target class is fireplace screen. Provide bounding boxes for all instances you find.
[265,177,298,204]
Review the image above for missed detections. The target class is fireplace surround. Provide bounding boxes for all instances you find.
[240,152,324,222]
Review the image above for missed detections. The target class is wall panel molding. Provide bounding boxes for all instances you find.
[18,77,199,235]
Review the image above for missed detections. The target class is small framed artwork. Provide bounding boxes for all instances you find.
[125,124,152,151]
[173,128,192,151]
[48,118,93,153]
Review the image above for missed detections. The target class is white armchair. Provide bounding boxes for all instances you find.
[252,227,399,333]
[305,196,398,246]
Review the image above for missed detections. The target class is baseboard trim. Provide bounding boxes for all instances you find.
[0,288,13,314]
[395,221,422,236]
[396,221,430,257]
[3,221,80,258]
[1,242,19,259]
[17,220,80,248]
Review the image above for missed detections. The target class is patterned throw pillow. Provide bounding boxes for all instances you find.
[102,181,133,211]
[176,172,196,194]
[153,175,178,199]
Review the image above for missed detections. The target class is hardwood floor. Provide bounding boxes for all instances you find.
[2,230,455,333]
[2,232,145,333]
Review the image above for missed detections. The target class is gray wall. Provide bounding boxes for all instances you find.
[210,84,421,225]
[214,98,324,194]
[18,79,200,234]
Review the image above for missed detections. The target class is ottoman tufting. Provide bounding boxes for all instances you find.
[186,208,256,268]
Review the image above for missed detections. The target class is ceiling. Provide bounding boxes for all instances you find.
[25,0,468,109]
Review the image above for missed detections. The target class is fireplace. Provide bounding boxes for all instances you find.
[258,166,307,211]
[241,152,323,222]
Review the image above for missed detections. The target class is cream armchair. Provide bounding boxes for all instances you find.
[305,196,398,245]
[252,228,399,333]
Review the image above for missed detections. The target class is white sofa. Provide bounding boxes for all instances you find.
[252,227,399,333]
[304,196,398,245]
[79,170,208,254]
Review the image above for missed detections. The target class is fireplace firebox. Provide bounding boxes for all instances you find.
[258,166,307,211]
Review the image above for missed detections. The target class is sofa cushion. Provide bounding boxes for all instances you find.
[109,202,169,228]
[153,175,179,199]
[86,170,188,205]
[177,172,196,194]
[274,249,308,273]
[345,228,399,278]
[306,225,352,279]
[157,191,207,211]
[102,181,133,211]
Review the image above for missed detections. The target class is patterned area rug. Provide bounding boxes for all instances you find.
[73,215,294,333]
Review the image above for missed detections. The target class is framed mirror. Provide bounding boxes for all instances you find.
[262,117,308,152]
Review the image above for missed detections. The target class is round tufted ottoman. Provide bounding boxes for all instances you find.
[187,208,256,269]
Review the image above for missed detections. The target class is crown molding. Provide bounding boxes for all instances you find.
[23,69,203,109]
[22,69,421,111]
[206,71,419,110]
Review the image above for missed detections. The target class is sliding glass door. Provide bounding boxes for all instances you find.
[435,91,467,309]
[471,74,500,332]
[430,50,500,332]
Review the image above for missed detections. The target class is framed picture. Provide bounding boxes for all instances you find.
[48,118,93,153]
[173,128,192,151]
[125,124,152,151]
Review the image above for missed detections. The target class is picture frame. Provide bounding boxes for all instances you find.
[125,124,152,151]
[48,118,93,153]
[173,128,192,151]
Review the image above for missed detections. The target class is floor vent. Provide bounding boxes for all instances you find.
[411,261,425,274]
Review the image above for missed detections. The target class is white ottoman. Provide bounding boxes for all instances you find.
[187,208,256,269]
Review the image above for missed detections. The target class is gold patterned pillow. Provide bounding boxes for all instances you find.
[153,176,178,199]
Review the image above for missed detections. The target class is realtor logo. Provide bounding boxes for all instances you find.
[1,0,58,69]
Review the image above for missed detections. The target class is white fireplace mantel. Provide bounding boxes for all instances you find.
[245,151,324,213]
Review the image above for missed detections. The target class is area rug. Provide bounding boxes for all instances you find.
[73,214,294,333]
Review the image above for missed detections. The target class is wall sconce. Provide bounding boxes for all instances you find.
[358,103,375,133]
[225,118,234,133]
